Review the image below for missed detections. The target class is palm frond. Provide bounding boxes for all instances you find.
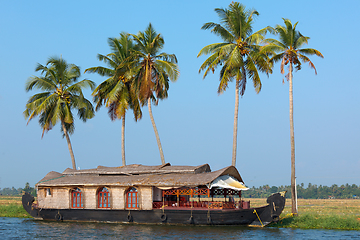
[298,48,324,58]
[197,43,228,57]
[67,79,96,94]
[218,63,234,94]
[298,54,318,74]
[202,22,233,42]
[154,60,179,82]
[270,18,323,76]
[245,56,261,93]
[25,76,57,92]
[25,56,94,137]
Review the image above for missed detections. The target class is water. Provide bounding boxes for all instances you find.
[0,217,359,239]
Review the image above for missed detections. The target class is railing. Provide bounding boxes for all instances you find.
[152,201,246,209]
[162,188,242,197]
[208,202,235,209]
[162,188,210,197]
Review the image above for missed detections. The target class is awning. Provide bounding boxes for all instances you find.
[208,175,249,191]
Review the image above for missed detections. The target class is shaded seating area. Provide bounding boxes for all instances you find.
[152,187,251,210]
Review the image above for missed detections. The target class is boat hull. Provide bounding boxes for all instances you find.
[22,192,285,226]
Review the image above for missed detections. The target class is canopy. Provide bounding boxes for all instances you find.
[208,175,249,191]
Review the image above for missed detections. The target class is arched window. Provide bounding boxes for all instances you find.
[98,187,110,208]
[126,187,139,209]
[71,188,83,208]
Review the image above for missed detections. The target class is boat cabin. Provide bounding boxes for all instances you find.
[35,163,250,211]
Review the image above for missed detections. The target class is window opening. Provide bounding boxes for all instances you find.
[126,187,139,209]
[98,187,110,208]
[71,188,83,208]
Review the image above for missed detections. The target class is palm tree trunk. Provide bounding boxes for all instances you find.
[289,63,297,214]
[61,121,76,170]
[121,116,126,166]
[148,98,165,165]
[232,79,240,166]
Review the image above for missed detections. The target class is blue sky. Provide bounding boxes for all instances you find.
[0,0,359,189]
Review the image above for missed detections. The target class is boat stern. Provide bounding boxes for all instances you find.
[249,191,286,227]
[22,192,41,219]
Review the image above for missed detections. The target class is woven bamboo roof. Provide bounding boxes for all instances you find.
[36,163,244,188]
[61,163,211,175]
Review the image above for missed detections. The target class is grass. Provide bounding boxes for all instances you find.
[245,198,360,230]
[1,196,359,229]
[0,196,31,218]
[271,213,360,230]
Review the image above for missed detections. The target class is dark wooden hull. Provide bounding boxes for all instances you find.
[22,192,285,227]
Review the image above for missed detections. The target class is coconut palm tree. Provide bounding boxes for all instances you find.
[262,18,323,214]
[24,56,95,169]
[85,33,142,166]
[131,23,179,165]
[198,2,272,166]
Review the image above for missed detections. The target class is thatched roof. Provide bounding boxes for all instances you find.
[36,163,244,188]
[61,163,211,176]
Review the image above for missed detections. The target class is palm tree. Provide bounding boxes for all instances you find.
[131,23,179,165]
[262,19,323,214]
[24,56,95,169]
[198,2,272,166]
[85,33,142,166]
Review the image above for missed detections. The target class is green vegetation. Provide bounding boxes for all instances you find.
[271,213,360,230]
[130,23,179,165]
[0,204,31,218]
[262,18,324,214]
[242,198,360,230]
[242,183,360,199]
[87,23,179,166]
[85,33,142,166]
[0,182,36,197]
[0,196,31,218]
[197,2,272,167]
[24,57,95,170]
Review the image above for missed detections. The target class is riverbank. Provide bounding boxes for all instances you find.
[1,196,359,230]
[0,196,30,218]
[247,197,360,230]
[270,213,360,230]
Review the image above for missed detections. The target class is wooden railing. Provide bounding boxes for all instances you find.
[162,188,210,197]
[152,201,243,209]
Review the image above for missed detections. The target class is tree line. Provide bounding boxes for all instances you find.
[0,183,36,197]
[242,183,360,199]
[24,2,323,214]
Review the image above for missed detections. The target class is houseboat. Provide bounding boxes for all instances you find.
[22,163,286,226]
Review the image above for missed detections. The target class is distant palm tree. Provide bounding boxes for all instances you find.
[198,2,272,166]
[24,56,95,169]
[131,23,179,165]
[85,33,142,166]
[262,19,323,214]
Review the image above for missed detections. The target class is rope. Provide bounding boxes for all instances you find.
[207,203,210,218]
[162,195,165,214]
[191,201,193,217]
[207,202,211,224]
[253,209,264,227]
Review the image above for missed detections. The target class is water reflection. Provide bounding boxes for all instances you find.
[0,218,359,239]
